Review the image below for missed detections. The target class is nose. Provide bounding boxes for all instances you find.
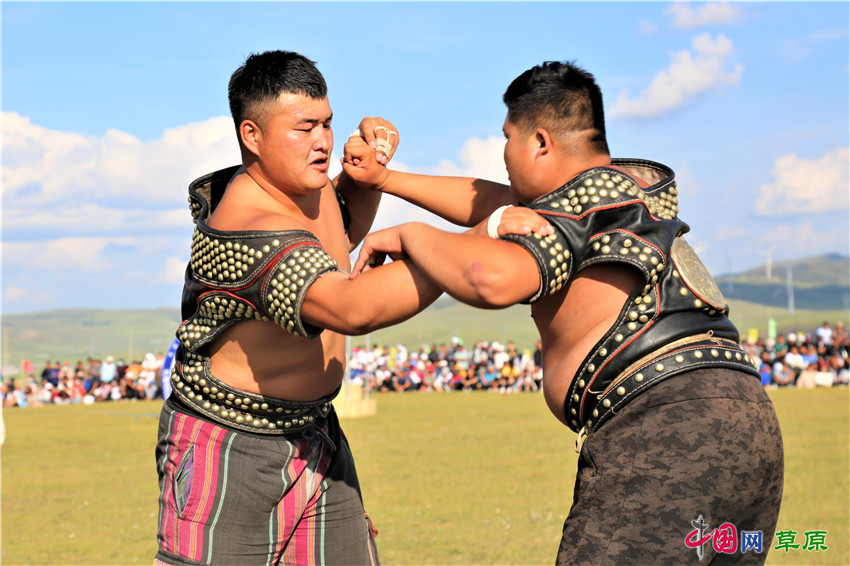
[314,127,332,153]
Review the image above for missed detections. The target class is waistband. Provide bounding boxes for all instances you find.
[571,333,759,444]
[171,360,338,435]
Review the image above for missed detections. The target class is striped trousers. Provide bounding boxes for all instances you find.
[154,396,379,565]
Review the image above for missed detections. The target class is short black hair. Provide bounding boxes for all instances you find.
[227,50,327,130]
[503,61,608,154]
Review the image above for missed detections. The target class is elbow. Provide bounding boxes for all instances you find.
[336,311,381,336]
[464,267,519,309]
[303,306,379,336]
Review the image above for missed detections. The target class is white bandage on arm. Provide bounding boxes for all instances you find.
[486,205,514,239]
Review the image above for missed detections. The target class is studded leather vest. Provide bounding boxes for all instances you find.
[169,166,346,434]
[503,158,759,434]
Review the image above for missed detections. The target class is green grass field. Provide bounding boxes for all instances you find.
[2,388,848,565]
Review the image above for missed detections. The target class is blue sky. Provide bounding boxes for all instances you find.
[2,1,848,315]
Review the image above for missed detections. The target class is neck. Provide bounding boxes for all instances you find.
[242,161,322,219]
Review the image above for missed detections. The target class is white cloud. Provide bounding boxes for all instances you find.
[754,147,850,216]
[2,282,53,310]
[1,112,239,210]
[665,3,743,29]
[638,20,659,35]
[609,33,743,119]
[3,236,138,273]
[755,219,848,260]
[673,160,703,196]
[155,256,189,286]
[778,27,850,65]
[713,225,749,241]
[3,204,187,236]
[430,136,508,182]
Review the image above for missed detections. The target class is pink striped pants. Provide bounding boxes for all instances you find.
[154,396,379,565]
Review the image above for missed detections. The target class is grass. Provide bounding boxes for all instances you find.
[2,387,848,565]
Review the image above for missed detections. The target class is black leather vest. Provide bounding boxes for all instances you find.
[504,159,759,433]
[169,166,344,434]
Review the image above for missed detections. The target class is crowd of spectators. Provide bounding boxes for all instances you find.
[745,321,850,389]
[2,321,848,409]
[1,353,165,408]
[347,338,544,394]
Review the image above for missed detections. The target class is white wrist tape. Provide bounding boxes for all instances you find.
[486,205,513,239]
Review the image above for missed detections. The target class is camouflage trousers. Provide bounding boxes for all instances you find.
[558,368,784,565]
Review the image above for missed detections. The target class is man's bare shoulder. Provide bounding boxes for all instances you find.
[207,173,312,233]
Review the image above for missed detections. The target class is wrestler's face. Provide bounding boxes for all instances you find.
[502,117,537,204]
[252,93,334,194]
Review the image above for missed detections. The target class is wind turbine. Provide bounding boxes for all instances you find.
[759,246,776,280]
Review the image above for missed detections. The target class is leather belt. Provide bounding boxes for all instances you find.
[171,356,338,435]
[572,334,759,449]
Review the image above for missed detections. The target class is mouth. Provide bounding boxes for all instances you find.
[310,155,329,172]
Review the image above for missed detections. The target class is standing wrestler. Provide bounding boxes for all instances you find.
[154,50,453,566]
[350,61,784,564]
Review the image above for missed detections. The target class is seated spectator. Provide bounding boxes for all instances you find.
[100,356,117,385]
[784,346,806,378]
[814,360,836,388]
[3,380,22,408]
[772,360,795,387]
[796,363,818,389]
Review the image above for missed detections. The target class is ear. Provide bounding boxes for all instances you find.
[534,128,553,159]
[240,120,262,158]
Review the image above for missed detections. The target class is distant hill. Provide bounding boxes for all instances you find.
[717,253,849,310]
[2,308,182,371]
[2,254,848,374]
[722,253,849,287]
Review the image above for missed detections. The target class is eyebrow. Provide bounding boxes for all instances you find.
[298,112,333,126]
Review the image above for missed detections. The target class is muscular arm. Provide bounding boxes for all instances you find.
[332,172,381,249]
[341,126,513,226]
[356,222,541,309]
[301,258,442,335]
[375,171,515,227]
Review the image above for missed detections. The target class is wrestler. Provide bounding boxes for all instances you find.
[154,50,549,566]
[349,61,784,564]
